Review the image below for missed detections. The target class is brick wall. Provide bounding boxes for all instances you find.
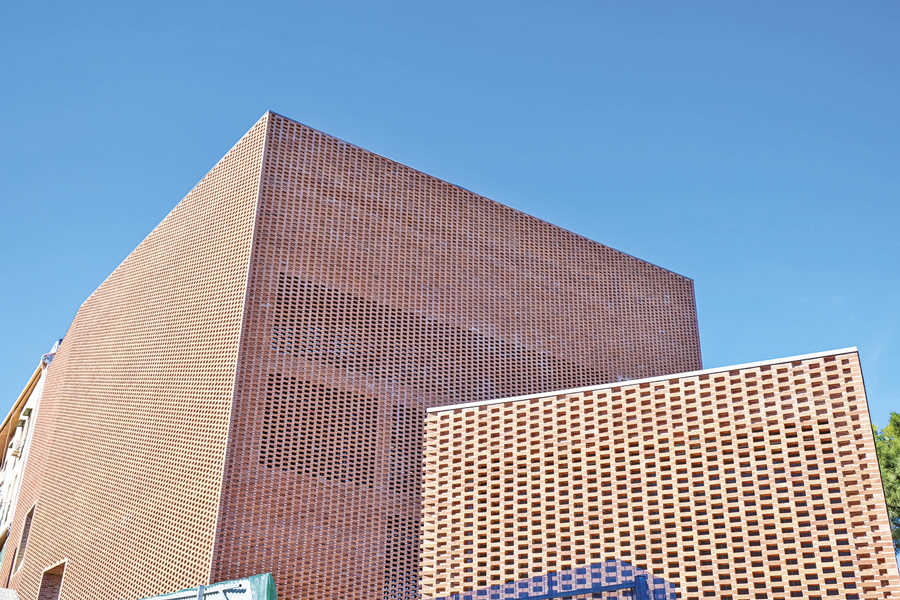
[423,350,900,600]
[2,115,268,600]
[210,113,702,600]
[3,110,702,600]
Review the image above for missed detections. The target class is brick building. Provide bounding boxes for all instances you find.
[1,112,701,600]
[422,349,900,600]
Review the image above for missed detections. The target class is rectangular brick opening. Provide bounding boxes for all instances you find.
[13,505,34,573]
[38,562,65,600]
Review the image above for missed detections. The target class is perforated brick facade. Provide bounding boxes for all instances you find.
[2,111,701,600]
[0,114,269,600]
[422,349,900,600]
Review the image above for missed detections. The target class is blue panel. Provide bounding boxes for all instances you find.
[433,560,676,600]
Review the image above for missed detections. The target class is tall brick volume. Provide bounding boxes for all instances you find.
[2,112,701,600]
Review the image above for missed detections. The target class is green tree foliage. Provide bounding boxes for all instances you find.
[874,412,900,553]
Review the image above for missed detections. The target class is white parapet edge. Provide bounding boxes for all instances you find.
[425,346,860,414]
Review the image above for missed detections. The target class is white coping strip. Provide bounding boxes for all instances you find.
[425,346,859,414]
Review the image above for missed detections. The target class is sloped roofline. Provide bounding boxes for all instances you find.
[266,110,694,283]
[426,346,860,413]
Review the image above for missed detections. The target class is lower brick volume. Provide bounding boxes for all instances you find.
[422,349,900,600]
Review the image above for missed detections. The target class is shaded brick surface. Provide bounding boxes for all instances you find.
[212,113,701,600]
[422,350,900,600]
[0,115,269,600]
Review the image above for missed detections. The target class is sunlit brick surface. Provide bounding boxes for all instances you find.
[3,111,701,600]
[0,115,269,600]
[422,350,900,600]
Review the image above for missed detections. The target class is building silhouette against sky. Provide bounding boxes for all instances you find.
[0,112,702,600]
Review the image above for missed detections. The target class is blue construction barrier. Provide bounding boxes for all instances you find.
[433,560,676,600]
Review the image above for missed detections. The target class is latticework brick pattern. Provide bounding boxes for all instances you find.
[3,111,702,600]
[0,115,269,600]
[422,350,900,600]
[210,113,700,600]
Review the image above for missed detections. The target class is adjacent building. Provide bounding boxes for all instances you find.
[0,342,59,579]
[422,348,900,600]
[1,112,701,600]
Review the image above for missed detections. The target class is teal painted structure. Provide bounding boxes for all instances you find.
[133,573,277,600]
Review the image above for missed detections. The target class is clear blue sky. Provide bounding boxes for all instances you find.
[1,2,898,428]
